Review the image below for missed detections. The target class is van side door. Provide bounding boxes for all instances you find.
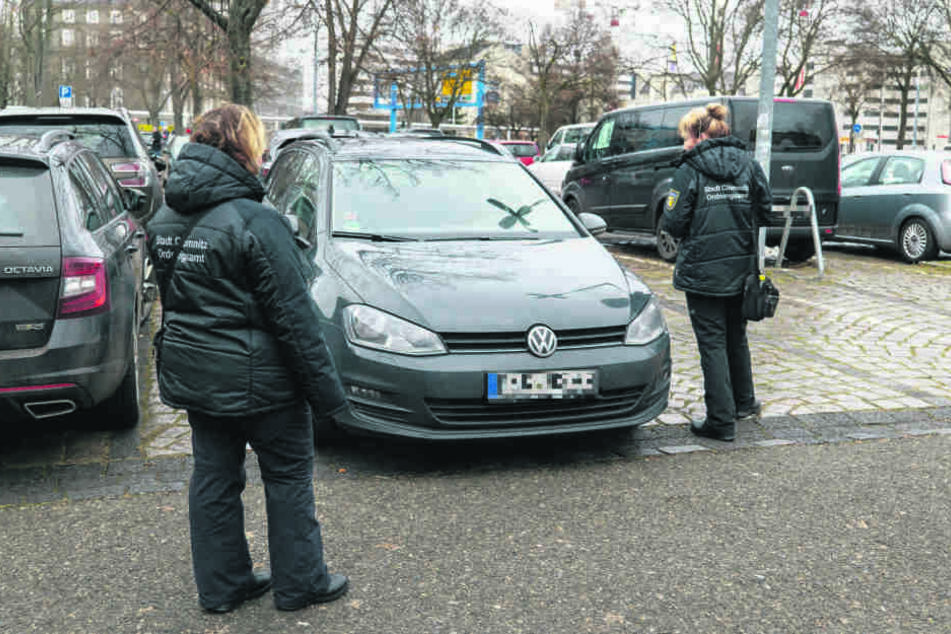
[564,117,616,219]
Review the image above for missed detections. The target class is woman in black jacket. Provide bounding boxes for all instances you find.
[661,103,771,441]
[148,105,349,613]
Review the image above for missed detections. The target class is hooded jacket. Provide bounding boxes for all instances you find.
[146,142,346,419]
[661,136,771,296]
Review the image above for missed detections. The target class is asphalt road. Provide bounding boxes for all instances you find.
[1,434,948,633]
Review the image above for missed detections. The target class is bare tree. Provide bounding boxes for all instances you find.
[829,45,885,152]
[387,0,502,128]
[9,0,55,106]
[775,0,838,96]
[523,12,618,147]
[666,0,764,96]
[302,0,396,114]
[845,0,938,148]
[184,0,268,106]
[0,0,14,107]
[919,0,951,89]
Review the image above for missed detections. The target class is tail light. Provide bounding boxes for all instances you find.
[59,257,109,317]
[941,160,951,185]
[110,160,150,187]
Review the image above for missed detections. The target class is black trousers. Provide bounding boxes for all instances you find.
[187,401,331,610]
[685,292,756,427]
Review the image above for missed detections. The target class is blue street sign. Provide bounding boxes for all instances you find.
[852,123,862,134]
[58,85,72,99]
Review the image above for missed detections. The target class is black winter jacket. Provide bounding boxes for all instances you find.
[661,136,771,296]
[146,143,347,419]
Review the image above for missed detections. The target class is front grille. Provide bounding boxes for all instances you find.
[425,387,644,427]
[440,325,626,354]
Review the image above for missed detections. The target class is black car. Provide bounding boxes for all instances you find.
[0,107,165,223]
[281,114,362,133]
[264,135,671,441]
[562,97,840,263]
[0,130,148,427]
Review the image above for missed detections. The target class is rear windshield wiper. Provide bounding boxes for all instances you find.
[1,228,24,237]
[423,235,541,241]
[331,230,419,242]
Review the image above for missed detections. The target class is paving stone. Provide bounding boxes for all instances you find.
[658,444,710,455]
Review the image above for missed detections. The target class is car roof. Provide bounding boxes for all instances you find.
[499,139,536,145]
[0,106,129,120]
[0,130,87,164]
[293,135,513,161]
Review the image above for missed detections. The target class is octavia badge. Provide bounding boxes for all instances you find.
[527,325,557,358]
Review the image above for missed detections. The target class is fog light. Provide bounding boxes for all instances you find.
[348,384,383,400]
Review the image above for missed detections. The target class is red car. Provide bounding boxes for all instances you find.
[499,140,540,166]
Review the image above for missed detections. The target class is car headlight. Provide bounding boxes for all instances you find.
[625,296,667,345]
[343,305,447,355]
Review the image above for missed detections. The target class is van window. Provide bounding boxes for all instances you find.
[609,111,640,155]
[731,101,836,151]
[589,119,615,160]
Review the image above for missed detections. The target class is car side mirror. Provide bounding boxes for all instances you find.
[152,156,168,171]
[574,141,585,164]
[122,188,147,215]
[282,213,313,250]
[578,212,607,236]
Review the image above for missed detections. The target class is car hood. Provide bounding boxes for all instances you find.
[327,237,647,332]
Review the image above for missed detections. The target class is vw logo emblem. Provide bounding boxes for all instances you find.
[527,325,558,358]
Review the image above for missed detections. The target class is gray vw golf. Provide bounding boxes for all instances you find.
[265,134,671,440]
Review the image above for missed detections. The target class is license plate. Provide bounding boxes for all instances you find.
[486,370,597,401]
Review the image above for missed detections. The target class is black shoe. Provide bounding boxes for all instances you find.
[736,400,762,421]
[202,570,272,614]
[690,419,736,442]
[275,573,349,611]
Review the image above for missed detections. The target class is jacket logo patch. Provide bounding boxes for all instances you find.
[665,189,680,211]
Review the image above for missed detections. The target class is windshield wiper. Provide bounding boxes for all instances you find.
[0,228,24,237]
[331,231,419,242]
[423,235,541,241]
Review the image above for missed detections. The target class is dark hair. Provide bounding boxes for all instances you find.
[678,103,730,141]
[190,104,265,175]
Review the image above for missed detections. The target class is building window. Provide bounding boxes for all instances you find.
[61,29,74,47]
[87,10,99,24]
[110,86,123,110]
[110,63,122,81]
[88,31,99,47]
[85,60,92,80]
[61,59,76,77]
[110,10,122,25]
[62,9,75,24]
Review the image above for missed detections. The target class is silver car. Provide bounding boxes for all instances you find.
[837,150,951,262]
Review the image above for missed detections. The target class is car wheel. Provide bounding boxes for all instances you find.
[97,310,141,429]
[655,222,679,262]
[565,197,581,216]
[781,240,815,265]
[898,218,937,263]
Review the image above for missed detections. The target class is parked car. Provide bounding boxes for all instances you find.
[391,127,446,137]
[264,135,671,441]
[562,97,840,262]
[528,143,577,197]
[260,128,330,180]
[0,130,149,427]
[0,107,165,223]
[546,122,595,151]
[835,150,951,262]
[499,140,540,166]
[281,114,362,133]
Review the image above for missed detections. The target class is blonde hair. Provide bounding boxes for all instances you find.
[678,103,730,142]
[190,104,266,175]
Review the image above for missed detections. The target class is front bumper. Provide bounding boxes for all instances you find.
[326,326,671,440]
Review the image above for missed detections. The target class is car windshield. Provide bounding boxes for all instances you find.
[332,159,580,239]
[300,118,360,132]
[563,127,593,144]
[0,117,137,158]
[542,145,575,162]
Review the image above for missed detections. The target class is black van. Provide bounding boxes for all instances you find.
[561,97,840,262]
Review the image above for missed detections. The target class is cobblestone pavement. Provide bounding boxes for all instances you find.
[2,240,949,502]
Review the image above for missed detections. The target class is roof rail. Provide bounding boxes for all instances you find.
[35,129,76,152]
[399,135,509,157]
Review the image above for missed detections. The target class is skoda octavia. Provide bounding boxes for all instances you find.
[265,135,670,440]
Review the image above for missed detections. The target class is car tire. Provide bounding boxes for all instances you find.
[97,310,141,429]
[655,216,679,262]
[565,197,581,216]
[898,218,937,263]
[780,240,815,265]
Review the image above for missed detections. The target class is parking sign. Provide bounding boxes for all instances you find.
[58,85,72,99]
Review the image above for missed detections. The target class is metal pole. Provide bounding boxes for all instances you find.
[313,26,319,113]
[878,82,885,152]
[755,0,780,267]
[913,68,920,148]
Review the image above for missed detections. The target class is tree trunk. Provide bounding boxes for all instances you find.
[228,21,253,105]
[324,0,337,113]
